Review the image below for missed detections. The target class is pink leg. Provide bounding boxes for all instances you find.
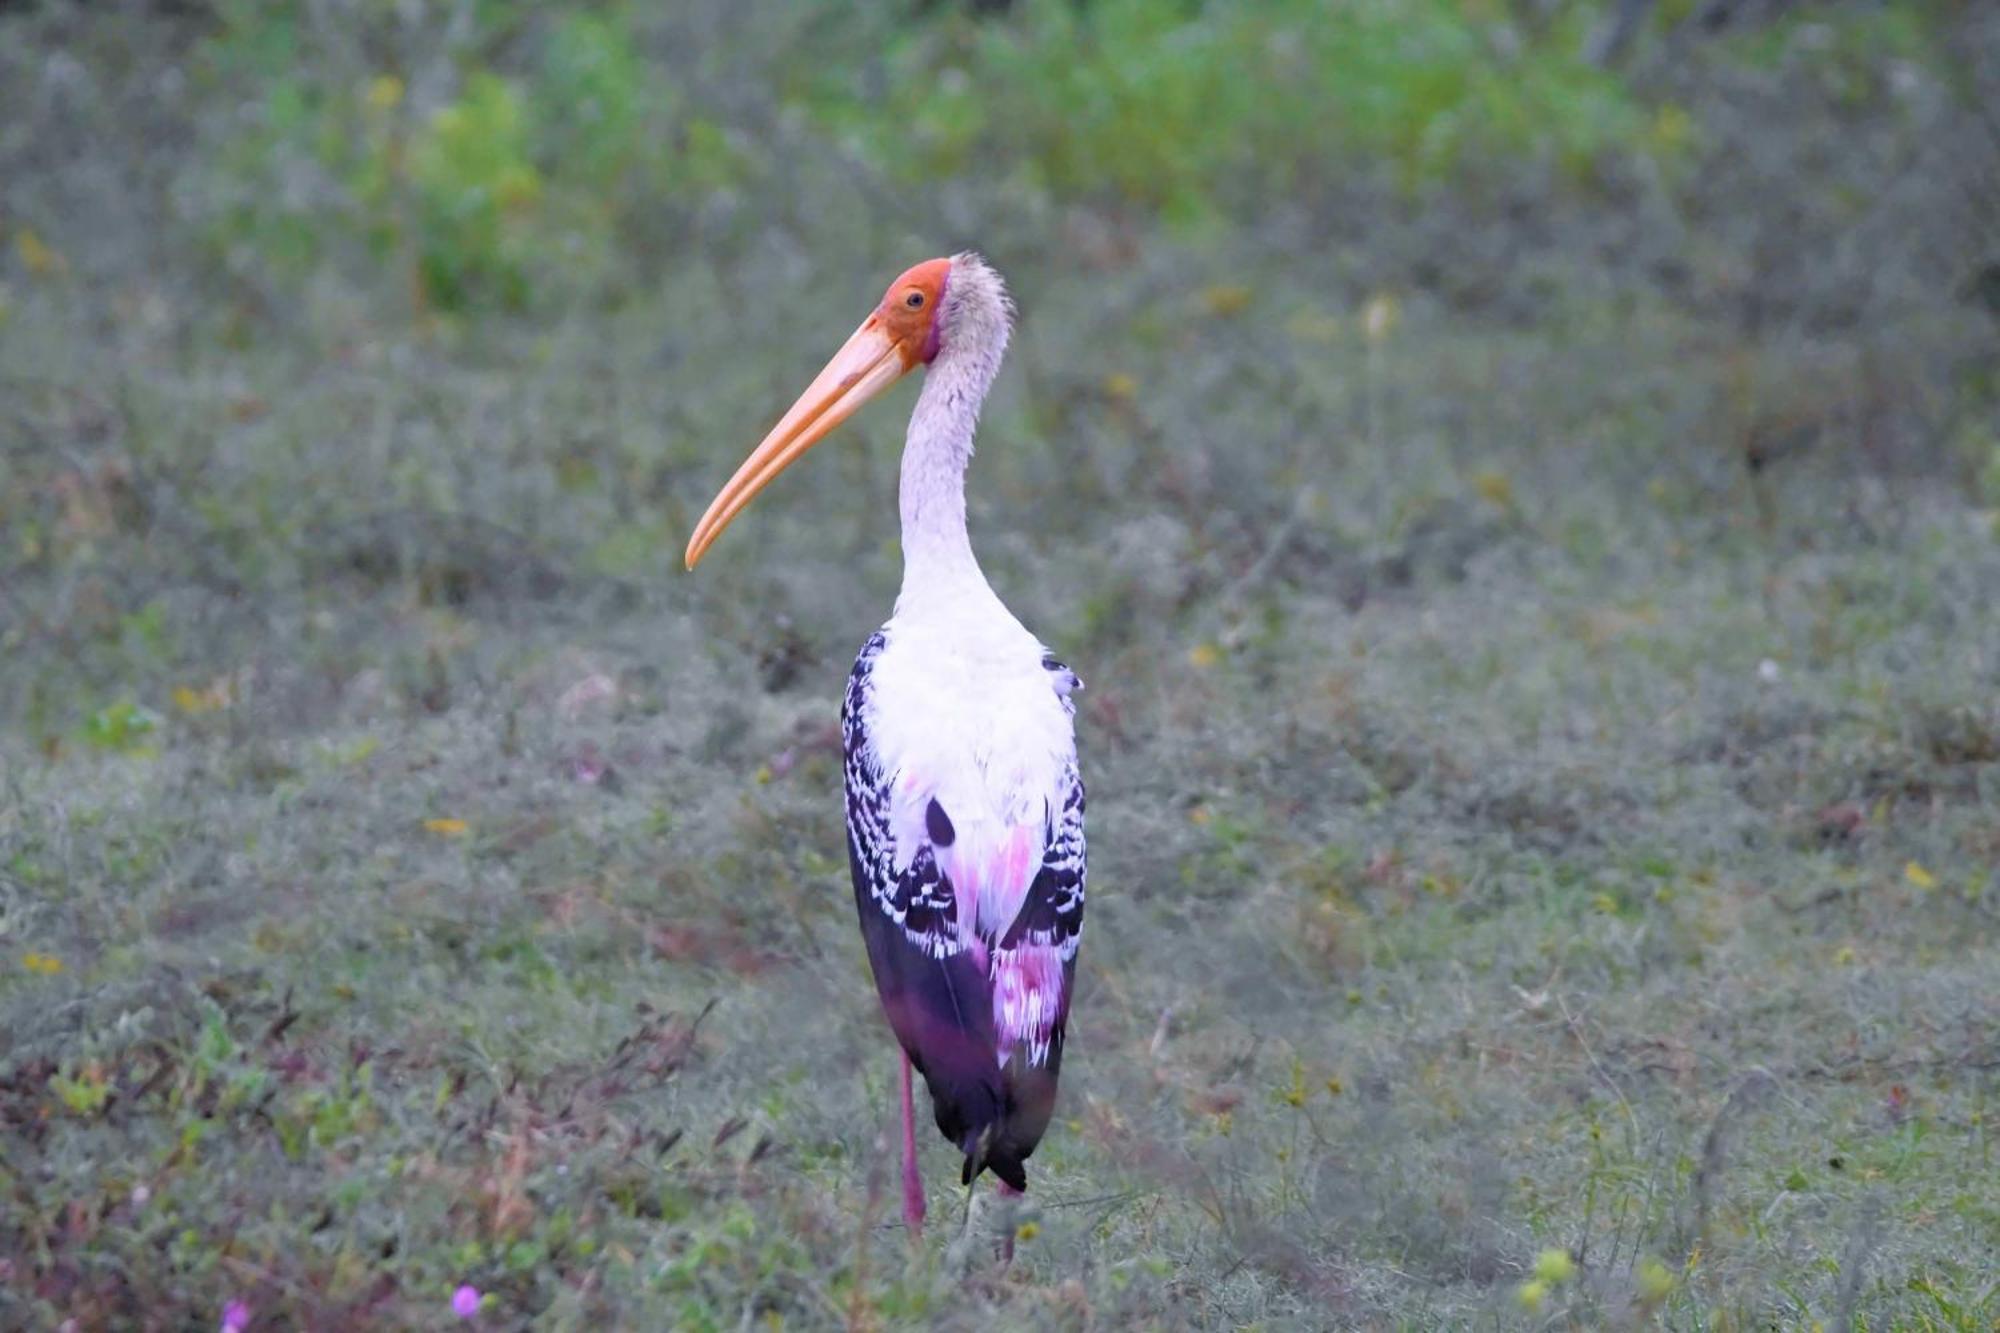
[899,1051,925,1235]
[994,1179,1022,1263]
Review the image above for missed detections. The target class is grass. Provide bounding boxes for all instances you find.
[4,0,2000,1328]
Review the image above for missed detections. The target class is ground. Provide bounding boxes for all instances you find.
[3,3,1998,1329]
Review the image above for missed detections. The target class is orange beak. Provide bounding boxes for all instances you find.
[685,314,920,569]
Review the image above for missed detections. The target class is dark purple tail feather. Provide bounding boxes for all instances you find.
[849,837,1068,1191]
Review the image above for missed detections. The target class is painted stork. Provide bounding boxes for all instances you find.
[684,254,1085,1238]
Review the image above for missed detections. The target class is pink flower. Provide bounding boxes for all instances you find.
[220,1300,251,1333]
[451,1285,481,1319]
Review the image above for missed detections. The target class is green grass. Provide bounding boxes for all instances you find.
[4,0,1999,1328]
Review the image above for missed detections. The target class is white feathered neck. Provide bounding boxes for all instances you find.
[895,252,1014,616]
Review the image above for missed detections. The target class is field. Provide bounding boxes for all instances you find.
[4,2,1999,1328]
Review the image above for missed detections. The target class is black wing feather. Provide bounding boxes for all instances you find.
[843,633,1004,1162]
[999,769,1086,953]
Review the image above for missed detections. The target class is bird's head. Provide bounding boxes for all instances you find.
[684,253,1010,569]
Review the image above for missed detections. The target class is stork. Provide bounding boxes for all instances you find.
[685,254,1085,1240]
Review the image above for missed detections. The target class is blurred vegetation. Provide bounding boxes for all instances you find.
[4,0,1999,1328]
[177,0,1968,315]
[813,0,1677,218]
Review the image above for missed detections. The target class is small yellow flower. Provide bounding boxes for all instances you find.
[1102,372,1138,401]
[1533,1248,1574,1283]
[1516,1280,1547,1312]
[1636,1257,1675,1302]
[15,228,65,277]
[1472,470,1514,509]
[1903,861,1936,891]
[22,952,64,975]
[423,818,469,837]
[365,74,405,112]
[1834,944,1856,965]
[1200,284,1252,317]
[1014,1220,1040,1242]
[1188,642,1222,669]
[1651,103,1693,154]
[171,679,234,714]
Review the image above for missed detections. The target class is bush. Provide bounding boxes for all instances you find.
[197,7,689,315]
[809,0,1675,221]
[194,0,1684,311]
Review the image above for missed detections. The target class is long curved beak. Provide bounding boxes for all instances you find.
[685,316,915,569]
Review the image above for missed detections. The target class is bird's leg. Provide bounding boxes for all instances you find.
[993,1179,1022,1264]
[898,1050,925,1236]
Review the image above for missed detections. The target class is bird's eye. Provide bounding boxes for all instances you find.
[905,291,925,309]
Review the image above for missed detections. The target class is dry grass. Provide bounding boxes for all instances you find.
[3,2,1999,1328]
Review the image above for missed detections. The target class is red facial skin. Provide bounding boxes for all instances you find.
[873,257,951,367]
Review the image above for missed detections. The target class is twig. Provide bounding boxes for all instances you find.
[1556,992,1640,1148]
[1220,488,1313,610]
[1688,1068,1776,1263]
[1042,1188,1146,1212]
